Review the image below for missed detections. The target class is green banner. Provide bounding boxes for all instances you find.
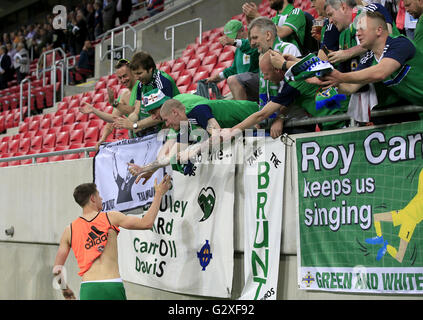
[296,120,423,294]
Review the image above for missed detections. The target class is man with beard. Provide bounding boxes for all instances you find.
[403,0,423,49]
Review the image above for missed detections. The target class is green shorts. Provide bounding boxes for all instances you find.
[80,279,127,300]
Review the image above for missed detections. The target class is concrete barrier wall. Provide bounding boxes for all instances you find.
[0,129,420,300]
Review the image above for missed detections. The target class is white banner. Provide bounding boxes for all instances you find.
[118,144,235,298]
[240,137,286,300]
[94,134,164,212]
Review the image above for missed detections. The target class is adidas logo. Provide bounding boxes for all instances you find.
[84,226,108,250]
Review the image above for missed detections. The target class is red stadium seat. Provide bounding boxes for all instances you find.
[84,127,99,144]
[51,115,63,128]
[0,141,8,153]
[49,155,64,162]
[193,70,209,83]
[196,45,209,56]
[197,64,215,75]
[40,118,51,130]
[75,112,89,123]
[182,47,195,58]
[176,74,192,87]
[201,55,217,67]
[171,61,186,73]
[92,93,104,104]
[88,119,104,128]
[30,135,43,151]
[70,129,84,144]
[94,80,107,91]
[74,122,89,131]
[186,58,201,70]
[180,68,197,77]
[160,64,171,74]
[63,153,81,160]
[218,50,235,63]
[18,121,29,133]
[63,113,76,126]
[68,99,80,109]
[18,137,31,153]
[8,139,19,153]
[42,133,56,148]
[55,131,69,147]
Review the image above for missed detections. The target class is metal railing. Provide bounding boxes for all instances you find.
[99,23,137,75]
[0,147,95,164]
[65,55,76,86]
[1,105,423,166]
[36,47,66,105]
[19,78,31,122]
[164,17,203,61]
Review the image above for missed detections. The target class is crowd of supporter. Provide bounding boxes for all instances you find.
[2,0,423,167]
[0,0,161,88]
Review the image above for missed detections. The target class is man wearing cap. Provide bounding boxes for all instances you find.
[206,19,260,102]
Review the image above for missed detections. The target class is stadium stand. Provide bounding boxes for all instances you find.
[0,0,320,167]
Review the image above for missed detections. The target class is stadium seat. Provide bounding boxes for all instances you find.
[0,114,5,132]
[182,47,195,58]
[84,127,99,144]
[18,121,29,133]
[40,118,51,130]
[75,112,89,123]
[49,155,64,162]
[201,55,217,67]
[196,45,209,55]
[186,58,201,70]
[88,119,104,128]
[177,85,189,94]
[0,141,8,153]
[55,131,69,147]
[63,113,76,126]
[74,122,89,131]
[193,70,209,83]
[68,99,80,109]
[18,137,31,153]
[30,135,43,151]
[57,101,69,110]
[8,139,19,153]
[70,129,84,144]
[176,74,192,88]
[218,50,235,63]
[42,133,56,149]
[51,115,63,128]
[171,62,186,73]
[107,78,118,87]
[169,71,181,81]
[27,119,40,132]
[180,68,197,78]
[5,113,15,129]
[92,93,104,104]
[63,153,81,160]
[160,64,171,74]
[197,64,215,75]
[80,96,91,105]
[94,80,107,91]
